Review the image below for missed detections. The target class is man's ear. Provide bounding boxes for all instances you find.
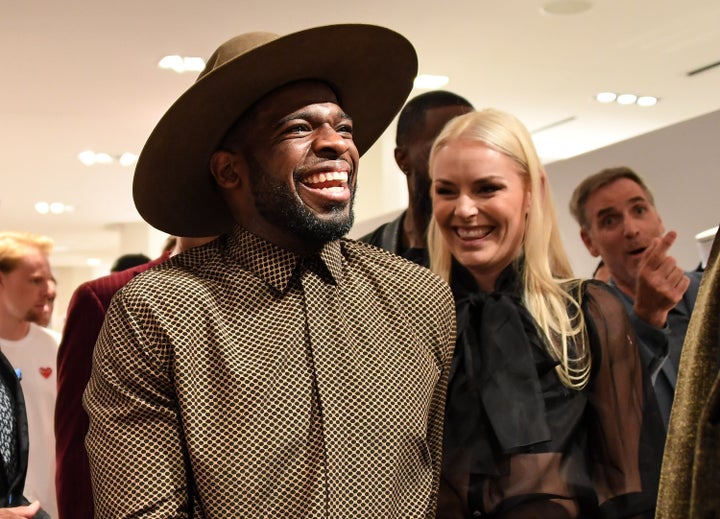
[210,150,242,188]
[580,228,601,257]
[394,147,409,177]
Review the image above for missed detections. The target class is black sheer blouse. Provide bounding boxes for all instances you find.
[437,262,663,519]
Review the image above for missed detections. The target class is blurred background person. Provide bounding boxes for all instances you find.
[428,110,662,518]
[31,278,56,329]
[569,167,701,430]
[0,232,58,518]
[361,90,473,266]
[109,253,151,273]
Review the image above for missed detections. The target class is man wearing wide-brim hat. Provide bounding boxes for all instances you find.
[83,24,456,518]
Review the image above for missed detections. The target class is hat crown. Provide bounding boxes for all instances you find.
[199,32,280,81]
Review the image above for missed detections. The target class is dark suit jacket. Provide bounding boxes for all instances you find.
[656,229,720,518]
[1,350,29,507]
[1,351,50,518]
[54,257,166,519]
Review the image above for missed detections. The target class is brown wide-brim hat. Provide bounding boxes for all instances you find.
[133,24,418,237]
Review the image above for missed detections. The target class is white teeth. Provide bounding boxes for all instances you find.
[456,227,491,239]
[305,171,348,184]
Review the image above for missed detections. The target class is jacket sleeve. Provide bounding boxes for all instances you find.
[83,291,192,518]
[54,282,108,519]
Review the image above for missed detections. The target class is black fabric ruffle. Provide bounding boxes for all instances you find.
[442,261,557,476]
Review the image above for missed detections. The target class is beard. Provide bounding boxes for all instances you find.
[24,307,42,323]
[247,156,355,245]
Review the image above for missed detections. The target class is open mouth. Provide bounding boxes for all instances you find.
[302,171,348,192]
[627,246,646,257]
[298,169,352,208]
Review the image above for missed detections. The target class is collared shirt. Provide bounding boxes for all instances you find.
[84,227,455,518]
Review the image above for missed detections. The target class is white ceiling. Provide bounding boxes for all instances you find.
[2,0,719,268]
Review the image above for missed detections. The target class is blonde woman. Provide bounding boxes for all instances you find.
[428,109,663,518]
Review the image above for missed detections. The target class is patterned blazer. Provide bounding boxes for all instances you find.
[656,230,720,518]
[54,256,166,519]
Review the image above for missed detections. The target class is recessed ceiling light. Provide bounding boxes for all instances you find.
[616,93,638,105]
[594,92,659,107]
[78,150,112,166]
[86,258,102,267]
[34,201,73,215]
[78,150,96,166]
[119,152,139,167]
[95,152,113,164]
[78,150,138,166]
[158,55,206,73]
[541,0,593,15]
[636,96,658,107]
[595,92,617,103]
[413,74,449,89]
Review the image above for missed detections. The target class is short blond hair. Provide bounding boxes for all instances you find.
[0,231,54,273]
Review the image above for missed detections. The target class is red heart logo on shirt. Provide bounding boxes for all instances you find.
[39,367,52,379]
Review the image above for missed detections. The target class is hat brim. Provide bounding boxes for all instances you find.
[133,24,418,237]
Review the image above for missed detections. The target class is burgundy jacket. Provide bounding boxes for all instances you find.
[54,257,166,519]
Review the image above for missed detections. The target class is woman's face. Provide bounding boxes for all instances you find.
[432,140,531,291]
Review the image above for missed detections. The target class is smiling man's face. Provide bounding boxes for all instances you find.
[221,81,360,252]
[580,177,665,293]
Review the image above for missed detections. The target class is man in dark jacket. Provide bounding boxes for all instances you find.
[0,351,46,518]
[360,90,473,266]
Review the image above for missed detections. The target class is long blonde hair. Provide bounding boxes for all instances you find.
[428,109,591,389]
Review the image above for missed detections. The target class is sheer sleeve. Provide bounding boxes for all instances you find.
[582,281,663,519]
